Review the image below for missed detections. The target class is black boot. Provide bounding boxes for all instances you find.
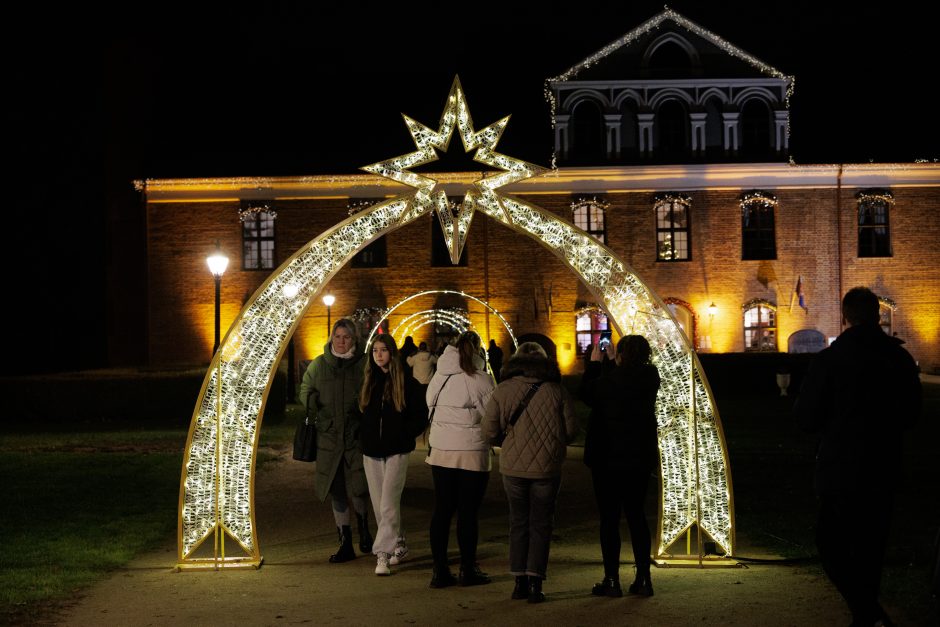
[329,525,355,563]
[429,565,458,589]
[527,577,545,604]
[628,571,654,597]
[458,563,491,586]
[356,512,373,554]
[511,575,529,600]
[591,576,623,597]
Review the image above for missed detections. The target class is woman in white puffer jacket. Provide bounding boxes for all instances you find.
[425,331,496,588]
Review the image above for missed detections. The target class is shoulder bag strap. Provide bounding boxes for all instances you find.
[506,381,544,430]
[427,374,454,425]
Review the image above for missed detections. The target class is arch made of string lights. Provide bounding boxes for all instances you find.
[365,289,519,351]
[176,194,735,570]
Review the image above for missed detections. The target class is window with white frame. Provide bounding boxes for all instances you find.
[743,299,777,352]
[575,307,610,356]
[655,194,691,261]
[240,202,276,270]
[571,196,608,243]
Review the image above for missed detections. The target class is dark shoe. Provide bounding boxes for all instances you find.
[458,564,491,586]
[429,570,458,589]
[511,575,529,600]
[591,576,623,597]
[328,526,356,563]
[628,572,654,597]
[356,512,373,554]
[527,577,545,604]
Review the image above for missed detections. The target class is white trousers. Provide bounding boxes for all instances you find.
[363,453,410,556]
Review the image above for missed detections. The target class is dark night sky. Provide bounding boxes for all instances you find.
[6,1,937,374]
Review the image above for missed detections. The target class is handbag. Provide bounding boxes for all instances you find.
[494,382,543,447]
[292,415,318,462]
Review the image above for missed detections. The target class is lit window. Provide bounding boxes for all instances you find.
[575,306,609,356]
[240,202,276,270]
[743,299,777,352]
[655,194,691,261]
[571,196,608,243]
[878,297,895,336]
[857,189,893,257]
[741,191,777,260]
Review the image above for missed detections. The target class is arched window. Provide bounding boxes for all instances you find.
[740,99,772,160]
[704,96,723,155]
[570,99,606,164]
[654,193,691,261]
[571,196,608,243]
[743,299,777,352]
[239,201,277,270]
[740,191,777,260]
[620,99,639,159]
[656,99,689,161]
[575,306,609,356]
[857,189,893,258]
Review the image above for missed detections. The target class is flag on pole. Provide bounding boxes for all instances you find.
[790,275,808,313]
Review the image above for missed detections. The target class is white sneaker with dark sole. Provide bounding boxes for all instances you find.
[389,544,409,566]
[375,553,391,576]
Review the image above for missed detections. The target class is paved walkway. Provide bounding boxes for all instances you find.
[60,447,853,626]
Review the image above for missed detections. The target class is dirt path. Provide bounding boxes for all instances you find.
[58,448,853,626]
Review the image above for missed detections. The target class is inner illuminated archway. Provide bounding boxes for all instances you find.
[365,289,519,351]
[177,78,735,569]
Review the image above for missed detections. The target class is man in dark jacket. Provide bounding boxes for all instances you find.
[795,287,921,626]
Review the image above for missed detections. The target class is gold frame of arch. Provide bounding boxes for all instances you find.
[175,192,736,569]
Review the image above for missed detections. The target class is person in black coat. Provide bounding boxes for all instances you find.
[795,287,921,626]
[581,334,660,598]
[357,334,428,576]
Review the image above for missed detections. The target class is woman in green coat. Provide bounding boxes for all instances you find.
[300,318,373,562]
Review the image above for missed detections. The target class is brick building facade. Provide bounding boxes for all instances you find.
[143,164,940,374]
[140,10,940,375]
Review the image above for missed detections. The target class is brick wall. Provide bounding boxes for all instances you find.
[146,184,940,374]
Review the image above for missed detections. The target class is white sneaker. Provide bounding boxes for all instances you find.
[375,553,391,576]
[389,542,409,566]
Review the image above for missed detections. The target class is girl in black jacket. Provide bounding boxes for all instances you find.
[357,334,428,576]
[581,334,660,598]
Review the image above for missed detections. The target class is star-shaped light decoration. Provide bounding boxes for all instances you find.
[362,76,545,264]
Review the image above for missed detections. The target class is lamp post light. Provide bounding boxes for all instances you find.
[206,242,229,357]
[322,293,336,335]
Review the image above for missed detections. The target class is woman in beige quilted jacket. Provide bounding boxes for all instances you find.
[483,342,578,603]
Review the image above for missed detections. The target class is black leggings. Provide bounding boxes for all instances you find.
[592,467,652,578]
[429,466,490,571]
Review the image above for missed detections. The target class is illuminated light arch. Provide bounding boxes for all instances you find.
[177,77,734,569]
[391,308,471,340]
[366,289,519,351]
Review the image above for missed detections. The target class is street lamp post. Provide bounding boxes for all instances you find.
[206,242,229,357]
[322,293,336,335]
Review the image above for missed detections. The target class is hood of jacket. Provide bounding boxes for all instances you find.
[436,344,484,376]
[500,353,561,383]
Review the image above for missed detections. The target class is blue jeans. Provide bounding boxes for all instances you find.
[502,475,561,579]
